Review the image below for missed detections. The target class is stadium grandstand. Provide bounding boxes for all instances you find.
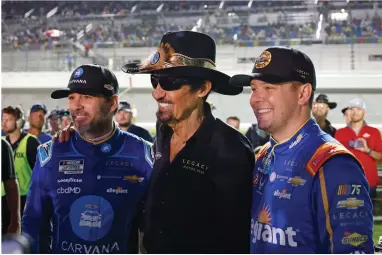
[1,0,382,247]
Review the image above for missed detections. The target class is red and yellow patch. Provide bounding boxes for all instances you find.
[306,142,356,176]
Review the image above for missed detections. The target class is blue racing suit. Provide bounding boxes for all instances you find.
[22,126,153,254]
[251,118,374,254]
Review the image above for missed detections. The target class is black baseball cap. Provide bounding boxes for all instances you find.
[230,47,316,90]
[315,94,337,109]
[341,107,350,115]
[51,64,119,99]
[118,101,132,112]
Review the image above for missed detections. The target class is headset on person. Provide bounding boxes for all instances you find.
[14,105,26,130]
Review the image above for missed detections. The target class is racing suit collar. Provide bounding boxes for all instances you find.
[269,117,315,153]
[73,123,125,159]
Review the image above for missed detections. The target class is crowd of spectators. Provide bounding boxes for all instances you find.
[2,1,381,50]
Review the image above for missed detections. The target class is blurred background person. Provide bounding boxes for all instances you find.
[27,104,51,144]
[226,116,240,130]
[115,101,153,142]
[245,123,269,151]
[1,106,40,220]
[59,109,72,129]
[1,139,21,235]
[46,110,61,136]
[312,94,337,137]
[341,106,352,125]
[335,98,382,209]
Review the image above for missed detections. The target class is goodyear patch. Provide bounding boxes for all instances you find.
[38,141,53,167]
[341,232,368,247]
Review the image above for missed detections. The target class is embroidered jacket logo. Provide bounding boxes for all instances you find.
[251,205,298,247]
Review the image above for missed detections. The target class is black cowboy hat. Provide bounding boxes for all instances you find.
[121,31,242,96]
[315,94,337,109]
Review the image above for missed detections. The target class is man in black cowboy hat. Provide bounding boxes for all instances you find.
[122,31,253,253]
[312,94,337,137]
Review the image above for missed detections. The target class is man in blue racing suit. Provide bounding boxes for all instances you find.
[22,64,153,254]
[230,47,374,253]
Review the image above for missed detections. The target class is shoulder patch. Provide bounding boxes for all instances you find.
[306,142,356,176]
[255,142,271,162]
[38,141,53,167]
[143,140,154,168]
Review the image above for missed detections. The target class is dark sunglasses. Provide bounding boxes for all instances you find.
[150,75,204,91]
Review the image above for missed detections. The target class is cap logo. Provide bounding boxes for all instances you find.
[255,51,272,69]
[104,84,114,91]
[73,68,84,78]
[151,52,160,65]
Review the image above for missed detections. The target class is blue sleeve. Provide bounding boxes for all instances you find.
[22,145,53,253]
[141,140,153,183]
[312,155,374,254]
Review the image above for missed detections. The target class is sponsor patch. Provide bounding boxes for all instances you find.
[255,50,272,69]
[57,178,83,183]
[287,176,306,186]
[151,52,160,65]
[269,172,276,182]
[341,232,368,247]
[59,159,84,174]
[106,187,128,194]
[289,133,305,149]
[273,189,291,199]
[123,175,144,183]
[337,198,364,209]
[38,141,53,167]
[338,184,361,196]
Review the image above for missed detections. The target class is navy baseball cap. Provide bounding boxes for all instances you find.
[30,104,47,114]
[230,47,316,90]
[118,101,132,112]
[47,110,60,119]
[51,64,119,99]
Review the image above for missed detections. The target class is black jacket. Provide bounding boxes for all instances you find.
[128,124,153,143]
[143,103,254,253]
[321,119,337,137]
[245,124,269,150]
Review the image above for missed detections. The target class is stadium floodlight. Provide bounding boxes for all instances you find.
[24,8,34,19]
[131,5,137,13]
[156,3,164,13]
[77,30,84,40]
[315,14,323,39]
[204,5,208,9]
[219,1,224,9]
[197,18,203,28]
[85,23,93,33]
[46,6,58,19]
[248,0,253,8]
